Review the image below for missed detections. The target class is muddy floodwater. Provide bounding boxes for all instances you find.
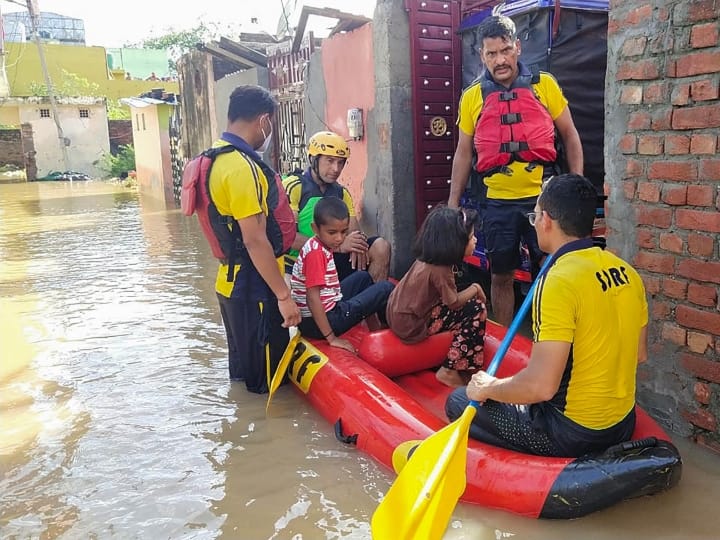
[1,181,719,539]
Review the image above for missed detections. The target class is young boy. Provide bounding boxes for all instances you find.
[291,197,395,352]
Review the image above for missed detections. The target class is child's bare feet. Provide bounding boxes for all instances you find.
[436,367,466,388]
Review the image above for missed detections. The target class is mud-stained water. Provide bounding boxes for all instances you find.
[1,182,718,540]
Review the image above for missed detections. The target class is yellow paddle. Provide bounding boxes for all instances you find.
[371,254,554,540]
[266,330,301,413]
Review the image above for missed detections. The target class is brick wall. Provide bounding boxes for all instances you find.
[108,120,133,155]
[607,0,720,451]
[0,128,24,168]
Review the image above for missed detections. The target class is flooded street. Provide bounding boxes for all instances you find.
[1,181,719,539]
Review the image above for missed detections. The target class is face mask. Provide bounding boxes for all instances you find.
[257,116,272,153]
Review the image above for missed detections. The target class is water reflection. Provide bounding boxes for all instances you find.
[0,182,718,540]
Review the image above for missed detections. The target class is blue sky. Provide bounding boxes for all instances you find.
[1,0,377,48]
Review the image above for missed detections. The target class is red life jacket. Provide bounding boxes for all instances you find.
[181,144,296,281]
[474,70,557,177]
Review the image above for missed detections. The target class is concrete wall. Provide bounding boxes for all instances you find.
[606,0,720,449]
[17,101,109,177]
[5,43,178,100]
[302,0,415,276]
[214,68,269,140]
[130,103,175,206]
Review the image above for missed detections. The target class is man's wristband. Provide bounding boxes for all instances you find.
[323,330,334,339]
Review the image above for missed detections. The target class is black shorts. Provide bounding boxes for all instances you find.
[333,236,379,282]
[483,197,543,275]
[445,387,636,457]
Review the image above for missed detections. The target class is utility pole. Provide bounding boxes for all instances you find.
[0,1,11,97]
[27,0,71,172]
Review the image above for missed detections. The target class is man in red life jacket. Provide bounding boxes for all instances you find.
[448,15,583,327]
[207,85,301,393]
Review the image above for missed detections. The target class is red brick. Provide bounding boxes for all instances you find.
[694,381,712,405]
[636,206,673,228]
[673,105,720,130]
[616,59,660,81]
[664,134,691,155]
[636,228,657,249]
[686,1,720,23]
[688,234,715,257]
[677,209,720,233]
[624,5,653,25]
[682,406,717,432]
[671,83,690,106]
[678,259,720,284]
[643,82,667,104]
[651,299,672,319]
[620,85,643,104]
[659,233,684,254]
[637,181,661,202]
[664,277,688,299]
[643,274,661,294]
[687,184,716,206]
[651,108,673,130]
[690,134,718,155]
[650,34,674,55]
[690,79,720,101]
[619,134,637,154]
[622,36,647,57]
[661,184,688,205]
[633,251,675,274]
[625,160,643,179]
[677,305,720,334]
[682,352,720,384]
[662,322,687,345]
[648,161,698,181]
[688,331,714,354]
[628,111,652,130]
[666,59,677,78]
[690,23,719,48]
[657,7,669,21]
[688,283,718,307]
[638,135,664,155]
[623,180,636,199]
[700,159,720,181]
[677,51,720,79]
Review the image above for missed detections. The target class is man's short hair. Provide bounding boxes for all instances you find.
[227,85,276,123]
[477,15,517,44]
[313,197,350,226]
[538,174,598,238]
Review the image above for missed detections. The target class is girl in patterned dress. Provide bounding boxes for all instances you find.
[386,206,487,387]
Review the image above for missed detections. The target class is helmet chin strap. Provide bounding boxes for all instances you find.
[310,156,333,186]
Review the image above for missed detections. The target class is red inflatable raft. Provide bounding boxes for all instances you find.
[286,322,682,519]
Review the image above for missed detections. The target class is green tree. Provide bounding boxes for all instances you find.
[128,21,238,75]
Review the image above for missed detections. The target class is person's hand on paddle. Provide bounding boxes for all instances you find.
[466,370,498,403]
[328,335,356,353]
[278,296,301,328]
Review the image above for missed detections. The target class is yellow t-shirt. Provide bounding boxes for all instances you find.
[457,72,568,200]
[532,246,648,430]
[208,140,274,298]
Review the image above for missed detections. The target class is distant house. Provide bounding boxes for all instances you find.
[0,96,109,178]
[121,93,178,206]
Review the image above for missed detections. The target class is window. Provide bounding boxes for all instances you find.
[135,114,140,131]
[141,113,146,131]
[79,109,89,118]
[40,108,50,118]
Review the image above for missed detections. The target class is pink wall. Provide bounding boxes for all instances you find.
[320,24,375,220]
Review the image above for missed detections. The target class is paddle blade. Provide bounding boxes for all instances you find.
[371,405,477,540]
[266,331,301,413]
